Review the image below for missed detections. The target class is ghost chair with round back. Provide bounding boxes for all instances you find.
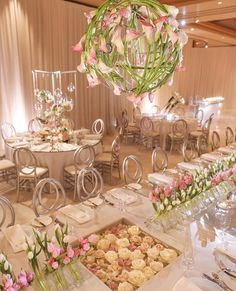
[182,139,198,162]
[1,123,16,141]
[167,119,188,153]
[64,145,95,199]
[226,126,234,146]
[32,178,66,217]
[13,148,49,202]
[91,119,105,136]
[122,155,143,185]
[211,131,221,151]
[28,118,43,134]
[152,147,168,172]
[77,167,103,202]
[0,196,15,229]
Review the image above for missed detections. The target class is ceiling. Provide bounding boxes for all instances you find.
[65,0,236,47]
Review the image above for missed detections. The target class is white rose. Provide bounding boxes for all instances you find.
[118,248,131,260]
[143,266,155,279]
[127,226,140,236]
[116,238,130,248]
[105,251,118,264]
[147,246,160,260]
[27,252,34,260]
[97,239,111,251]
[128,270,147,287]
[150,261,164,272]
[118,282,134,291]
[160,204,164,211]
[0,254,6,263]
[167,205,172,211]
[130,250,145,260]
[160,249,178,263]
[4,261,9,271]
[63,235,71,243]
[132,259,146,270]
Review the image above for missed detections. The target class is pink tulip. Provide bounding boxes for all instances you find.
[63,256,71,265]
[141,20,155,44]
[73,35,85,53]
[98,60,113,74]
[113,85,121,96]
[99,36,108,53]
[84,10,96,24]
[103,12,118,28]
[179,179,187,190]
[87,71,101,87]
[83,243,90,251]
[48,243,55,253]
[88,234,97,243]
[74,248,80,257]
[126,29,141,42]
[52,248,61,259]
[52,261,59,270]
[111,26,124,55]
[48,257,54,266]
[165,185,172,197]
[148,191,158,203]
[79,249,86,256]
[172,179,179,189]
[119,6,131,19]
[168,28,179,45]
[26,271,34,283]
[184,174,193,185]
[17,271,29,288]
[87,47,97,65]
[67,245,75,258]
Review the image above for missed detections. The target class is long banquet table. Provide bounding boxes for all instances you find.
[2,187,236,291]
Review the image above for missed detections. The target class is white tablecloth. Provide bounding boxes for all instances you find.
[5,141,102,183]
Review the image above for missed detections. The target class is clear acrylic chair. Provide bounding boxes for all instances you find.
[152,147,168,172]
[95,136,121,184]
[190,115,213,145]
[122,155,143,185]
[139,117,160,149]
[13,148,48,202]
[0,196,15,229]
[77,167,103,202]
[64,145,95,199]
[196,135,209,156]
[33,178,66,217]
[0,159,15,184]
[211,131,221,151]
[151,105,160,115]
[1,123,16,140]
[91,119,105,136]
[167,119,188,153]
[226,126,234,146]
[182,139,198,162]
[195,109,204,127]
[28,118,43,133]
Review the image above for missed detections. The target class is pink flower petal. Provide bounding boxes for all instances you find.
[99,36,108,53]
[141,20,155,44]
[87,47,97,65]
[98,60,113,74]
[73,35,85,53]
[111,26,124,55]
[84,10,96,24]
[126,29,141,42]
[119,6,131,19]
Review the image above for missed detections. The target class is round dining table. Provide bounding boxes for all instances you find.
[5,135,102,184]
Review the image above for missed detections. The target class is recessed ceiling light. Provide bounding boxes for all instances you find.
[180,20,186,26]
[218,1,222,4]
[190,28,195,31]
[195,19,199,23]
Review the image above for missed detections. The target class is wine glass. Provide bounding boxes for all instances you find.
[215,206,231,250]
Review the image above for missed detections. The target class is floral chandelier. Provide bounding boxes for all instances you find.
[74,0,188,105]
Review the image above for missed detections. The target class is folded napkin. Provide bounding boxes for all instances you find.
[107,188,137,204]
[178,162,201,172]
[148,173,173,185]
[88,197,103,206]
[173,277,202,291]
[12,141,29,148]
[31,143,50,152]
[3,224,30,253]
[215,247,236,261]
[81,139,100,146]
[218,147,235,154]
[60,143,78,151]
[200,153,222,162]
[58,204,92,224]
[84,134,102,140]
[6,137,22,143]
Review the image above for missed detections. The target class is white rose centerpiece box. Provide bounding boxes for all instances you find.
[79,218,181,291]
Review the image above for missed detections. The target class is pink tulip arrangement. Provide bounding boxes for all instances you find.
[0,252,34,291]
[149,151,236,216]
[74,0,188,105]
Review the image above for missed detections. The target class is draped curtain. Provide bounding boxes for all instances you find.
[1,0,236,149]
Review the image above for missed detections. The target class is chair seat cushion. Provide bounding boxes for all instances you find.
[0,159,15,171]
[64,164,87,175]
[143,131,159,137]
[128,122,137,127]
[189,131,203,138]
[19,167,48,178]
[167,133,184,139]
[95,153,111,163]
[103,145,112,153]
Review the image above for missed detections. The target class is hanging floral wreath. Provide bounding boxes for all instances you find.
[74,0,188,105]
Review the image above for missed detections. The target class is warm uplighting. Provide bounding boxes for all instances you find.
[180,19,186,26]
[218,1,223,4]
[190,28,195,31]
[195,19,199,23]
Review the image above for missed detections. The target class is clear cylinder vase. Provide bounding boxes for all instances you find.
[62,259,81,288]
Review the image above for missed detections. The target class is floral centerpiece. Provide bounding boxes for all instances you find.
[80,222,179,291]
[25,224,95,290]
[74,0,188,105]
[0,252,34,290]
[149,152,236,217]
[35,90,73,143]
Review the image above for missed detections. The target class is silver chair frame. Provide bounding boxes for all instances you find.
[92,119,105,135]
[182,139,198,162]
[211,131,221,151]
[33,178,66,217]
[226,126,234,146]
[152,147,168,172]
[122,155,143,184]
[0,196,15,229]
[1,123,16,140]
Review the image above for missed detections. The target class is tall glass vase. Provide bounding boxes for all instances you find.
[62,259,81,288]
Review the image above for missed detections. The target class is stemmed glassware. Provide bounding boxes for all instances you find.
[215,205,231,250]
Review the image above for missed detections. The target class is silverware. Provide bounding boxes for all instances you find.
[203,273,234,291]
[214,250,236,278]
[54,218,65,228]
